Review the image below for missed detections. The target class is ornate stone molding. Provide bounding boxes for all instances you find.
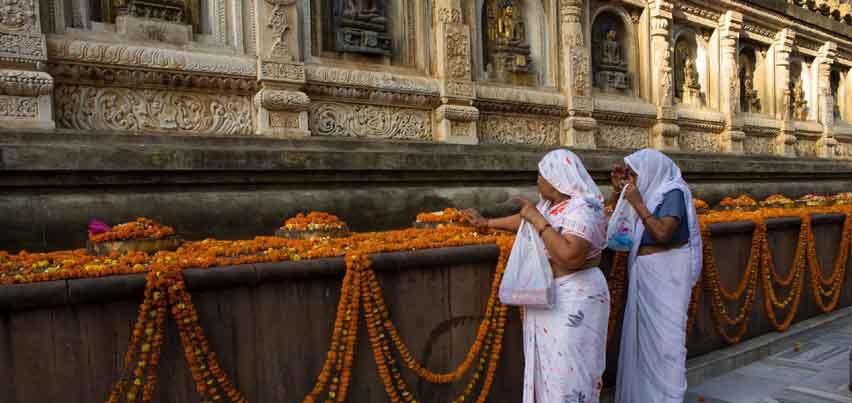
[305,65,439,95]
[0,0,39,33]
[47,38,255,76]
[0,69,51,96]
[435,104,479,122]
[260,61,306,83]
[49,62,258,93]
[55,84,252,135]
[305,83,440,109]
[309,102,432,140]
[475,85,565,116]
[257,89,310,111]
[742,22,775,42]
[676,2,722,22]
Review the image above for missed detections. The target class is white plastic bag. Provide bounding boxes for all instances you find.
[499,220,555,309]
[607,185,638,252]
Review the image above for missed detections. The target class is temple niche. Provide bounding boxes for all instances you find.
[674,32,703,108]
[482,0,534,85]
[739,47,761,113]
[591,11,632,95]
[332,0,392,55]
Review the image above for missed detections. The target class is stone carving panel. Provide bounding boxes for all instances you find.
[0,69,52,96]
[0,32,45,61]
[55,84,252,135]
[0,0,38,33]
[0,95,37,117]
[743,135,772,155]
[796,139,817,157]
[305,65,438,94]
[309,102,431,140]
[267,0,296,60]
[595,124,648,150]
[679,130,719,153]
[447,30,472,79]
[478,113,559,146]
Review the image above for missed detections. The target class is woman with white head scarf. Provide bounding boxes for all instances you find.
[612,149,702,403]
[465,149,610,403]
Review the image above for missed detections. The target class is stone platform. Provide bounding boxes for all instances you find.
[4,129,852,252]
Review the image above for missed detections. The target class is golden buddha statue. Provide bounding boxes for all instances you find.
[497,4,525,43]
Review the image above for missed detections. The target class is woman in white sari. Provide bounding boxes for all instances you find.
[613,149,702,403]
[465,149,610,403]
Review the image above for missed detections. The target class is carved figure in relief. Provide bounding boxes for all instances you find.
[678,45,702,107]
[740,69,761,113]
[591,12,631,94]
[484,0,533,81]
[792,77,808,120]
[333,0,391,55]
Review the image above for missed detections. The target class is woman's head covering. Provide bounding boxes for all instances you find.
[538,149,604,205]
[536,149,607,257]
[623,149,703,284]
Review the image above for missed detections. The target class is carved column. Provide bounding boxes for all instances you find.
[254,0,311,137]
[0,0,54,129]
[719,11,745,154]
[648,0,679,151]
[815,42,838,159]
[432,0,479,144]
[559,0,596,148]
[773,29,796,156]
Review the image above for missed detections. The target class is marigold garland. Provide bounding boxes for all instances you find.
[415,208,469,224]
[89,218,175,243]
[282,212,348,231]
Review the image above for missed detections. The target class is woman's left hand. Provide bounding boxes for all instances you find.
[515,197,540,222]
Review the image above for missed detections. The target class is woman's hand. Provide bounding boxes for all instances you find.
[623,175,643,208]
[461,209,488,228]
[515,197,539,221]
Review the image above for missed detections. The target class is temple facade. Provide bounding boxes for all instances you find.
[5,0,852,158]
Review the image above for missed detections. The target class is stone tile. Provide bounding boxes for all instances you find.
[736,360,820,384]
[814,332,852,348]
[771,386,852,403]
[688,372,788,403]
[799,368,852,396]
[684,392,733,403]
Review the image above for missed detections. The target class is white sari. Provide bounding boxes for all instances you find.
[522,150,610,403]
[614,149,702,403]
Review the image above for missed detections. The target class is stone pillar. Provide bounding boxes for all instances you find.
[719,11,745,154]
[816,42,838,159]
[648,0,679,151]
[432,0,479,144]
[559,0,596,148]
[254,0,311,137]
[773,29,796,156]
[0,1,55,130]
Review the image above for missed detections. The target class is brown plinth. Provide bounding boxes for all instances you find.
[86,236,182,256]
[274,227,350,240]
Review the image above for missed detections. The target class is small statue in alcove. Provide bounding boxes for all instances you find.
[740,69,761,113]
[485,0,532,77]
[792,78,808,120]
[333,0,391,55]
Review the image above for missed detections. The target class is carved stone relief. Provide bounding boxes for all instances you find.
[55,84,252,135]
[743,134,772,155]
[447,30,472,79]
[679,130,719,153]
[0,95,37,117]
[796,138,817,157]
[591,12,631,94]
[267,0,296,60]
[478,113,559,146]
[305,65,439,94]
[260,61,307,82]
[332,0,392,55]
[594,124,648,150]
[0,0,39,33]
[309,102,431,139]
[0,69,52,96]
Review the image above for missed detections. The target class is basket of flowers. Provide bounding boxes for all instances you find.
[693,199,711,214]
[759,194,797,209]
[797,193,833,207]
[414,208,471,229]
[717,195,758,211]
[87,218,181,256]
[276,212,350,239]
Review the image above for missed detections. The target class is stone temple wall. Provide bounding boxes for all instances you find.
[6,0,852,158]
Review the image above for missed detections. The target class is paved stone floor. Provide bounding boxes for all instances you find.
[685,320,852,403]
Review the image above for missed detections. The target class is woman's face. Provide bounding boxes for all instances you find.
[537,174,566,202]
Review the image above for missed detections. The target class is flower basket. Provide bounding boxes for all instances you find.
[87,236,182,256]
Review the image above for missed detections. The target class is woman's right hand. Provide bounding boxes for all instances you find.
[611,164,626,193]
[462,209,489,228]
